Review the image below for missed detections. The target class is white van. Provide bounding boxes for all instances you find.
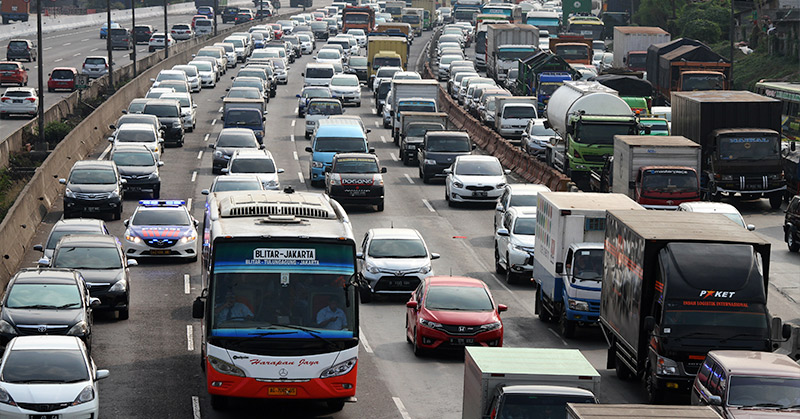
[303,63,336,87]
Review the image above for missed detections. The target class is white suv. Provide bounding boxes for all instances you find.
[148,33,175,52]
[494,206,537,284]
[0,87,38,118]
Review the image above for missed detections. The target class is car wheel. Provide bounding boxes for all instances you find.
[412,330,424,357]
[359,285,372,303]
[118,308,130,320]
[494,245,505,274]
[0,113,5,120]
[376,201,384,212]
[559,308,576,338]
[788,230,800,252]
[505,255,515,284]
[48,88,53,92]
[152,186,160,199]
[422,174,431,184]
[113,207,122,221]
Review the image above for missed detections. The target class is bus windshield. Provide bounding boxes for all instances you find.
[210,241,356,337]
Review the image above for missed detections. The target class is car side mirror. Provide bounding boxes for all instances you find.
[405,301,418,309]
[109,124,116,130]
[381,167,387,173]
[443,168,452,174]
[159,139,165,144]
[120,179,127,185]
[59,178,67,185]
[193,104,198,108]
[504,169,511,175]
[221,168,229,174]
[33,244,43,252]
[107,137,114,142]
[277,168,285,174]
[707,395,722,406]
[127,259,138,267]
[150,78,156,82]
[555,262,563,274]
[89,297,101,307]
[746,224,755,231]
[472,144,477,150]
[497,304,508,313]
[496,228,510,237]
[123,219,129,227]
[324,166,332,173]
[644,316,656,333]
[208,144,216,149]
[366,128,371,133]
[305,146,313,153]
[96,370,110,381]
[296,94,301,98]
[121,110,128,114]
[37,257,50,267]
[201,189,210,195]
[157,161,164,167]
[369,148,375,154]
[192,297,205,319]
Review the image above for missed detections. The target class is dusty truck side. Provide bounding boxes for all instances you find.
[610,135,701,209]
[646,38,731,105]
[389,79,439,142]
[462,347,599,419]
[611,27,670,71]
[485,24,539,82]
[566,404,723,419]
[534,192,644,338]
[399,111,447,165]
[600,210,792,403]
[672,90,786,209]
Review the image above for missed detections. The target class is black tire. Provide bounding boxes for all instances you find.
[113,207,122,221]
[48,88,54,93]
[327,400,346,412]
[505,256,515,284]
[118,308,130,320]
[645,365,664,404]
[376,201,384,212]
[494,246,505,274]
[359,285,372,303]
[412,331,424,357]
[535,289,551,322]
[769,193,783,210]
[210,395,228,410]
[152,186,160,199]
[422,174,431,184]
[787,230,800,252]
[559,308,576,338]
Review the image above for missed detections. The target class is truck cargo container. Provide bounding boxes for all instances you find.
[672,90,786,209]
[646,38,731,105]
[411,0,435,30]
[612,27,670,70]
[485,24,539,82]
[462,347,599,419]
[389,79,439,140]
[534,192,644,338]
[567,404,722,419]
[1,0,29,24]
[600,210,791,403]
[367,36,408,77]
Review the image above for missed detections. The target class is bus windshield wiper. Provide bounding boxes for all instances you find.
[269,324,340,350]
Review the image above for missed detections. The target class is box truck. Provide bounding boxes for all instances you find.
[611,27,670,71]
[566,404,723,419]
[485,24,539,82]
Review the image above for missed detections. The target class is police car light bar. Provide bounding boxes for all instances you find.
[139,200,186,207]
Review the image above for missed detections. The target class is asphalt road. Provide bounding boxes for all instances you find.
[14,9,800,419]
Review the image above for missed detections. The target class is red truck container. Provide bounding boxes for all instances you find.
[2,0,30,24]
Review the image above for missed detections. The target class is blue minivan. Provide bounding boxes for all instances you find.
[223,107,266,143]
[305,124,372,185]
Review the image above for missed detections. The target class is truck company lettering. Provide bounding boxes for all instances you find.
[699,290,736,299]
[249,358,321,366]
[682,300,749,308]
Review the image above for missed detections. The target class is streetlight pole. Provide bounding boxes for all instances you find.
[729,0,735,87]
[164,0,169,59]
[35,0,45,152]
[131,0,137,77]
[106,0,114,93]
[214,0,218,37]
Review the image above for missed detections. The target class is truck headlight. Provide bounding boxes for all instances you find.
[320,357,356,379]
[208,355,246,377]
[656,355,679,376]
[568,299,589,312]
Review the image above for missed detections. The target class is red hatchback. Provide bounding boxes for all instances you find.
[269,23,284,39]
[47,67,78,92]
[406,276,506,355]
[0,61,28,86]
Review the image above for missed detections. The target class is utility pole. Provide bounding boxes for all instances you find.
[729,0,734,88]
[164,0,169,58]
[107,0,114,93]
[131,0,137,77]
[35,0,45,152]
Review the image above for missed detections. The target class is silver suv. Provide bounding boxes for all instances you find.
[82,56,109,78]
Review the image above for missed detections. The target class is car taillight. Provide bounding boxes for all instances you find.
[171,30,176,33]
[82,63,87,68]
[26,97,36,102]
[105,63,108,69]
[0,97,8,102]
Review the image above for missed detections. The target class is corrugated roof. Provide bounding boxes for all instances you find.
[615,26,669,35]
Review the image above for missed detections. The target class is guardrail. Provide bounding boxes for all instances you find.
[0,14,287,289]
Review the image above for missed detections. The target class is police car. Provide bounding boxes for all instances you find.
[123,200,198,261]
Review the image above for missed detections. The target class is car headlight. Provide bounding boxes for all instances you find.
[0,386,16,406]
[109,279,127,292]
[320,357,357,379]
[496,182,506,188]
[72,385,95,405]
[67,321,88,336]
[568,299,589,312]
[453,180,463,189]
[419,318,442,329]
[110,189,120,198]
[423,159,436,166]
[0,319,15,335]
[65,188,76,198]
[418,264,431,274]
[148,172,159,179]
[656,355,679,376]
[181,233,197,243]
[172,121,182,128]
[478,322,501,332]
[511,243,527,252]
[208,355,246,377]
[125,231,141,243]
[311,161,324,168]
[364,263,380,274]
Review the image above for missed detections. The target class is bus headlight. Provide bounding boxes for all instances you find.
[320,357,356,379]
[208,355,246,377]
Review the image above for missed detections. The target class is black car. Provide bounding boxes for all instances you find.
[222,7,240,23]
[0,268,98,351]
[417,131,475,183]
[111,144,163,198]
[346,56,368,82]
[6,39,36,62]
[60,160,125,220]
[48,235,135,320]
[142,99,184,147]
[134,25,156,44]
[311,21,329,40]
[785,195,800,252]
[325,153,387,212]
[34,218,110,260]
[208,128,262,174]
[376,80,391,113]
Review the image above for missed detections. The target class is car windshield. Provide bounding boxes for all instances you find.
[331,77,358,87]
[314,137,366,152]
[69,169,116,184]
[425,286,493,311]
[333,158,378,173]
[307,102,342,115]
[232,80,263,91]
[117,129,156,143]
[144,104,179,117]
[158,72,184,81]
[164,95,190,107]
[726,376,800,408]
[306,67,334,78]
[113,151,155,167]
[190,61,212,71]
[509,194,538,207]
[196,20,212,27]
[5,283,82,310]
[376,68,400,78]
[238,70,265,80]
[513,218,536,235]
[127,102,147,113]
[349,57,367,67]
[455,159,503,176]
[53,246,123,269]
[46,229,103,249]
[84,58,106,65]
[408,123,444,137]
[368,238,426,258]
[230,158,276,173]
[174,66,197,77]
[51,70,74,79]
[571,249,603,281]
[217,133,256,147]
[302,88,332,98]
[427,137,471,152]
[503,106,536,119]
[132,208,190,226]
[213,179,262,192]
[318,50,340,59]
[1,349,89,384]
[530,124,555,137]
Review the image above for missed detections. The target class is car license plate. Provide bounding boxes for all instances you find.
[449,338,474,345]
[85,207,100,212]
[150,250,170,255]
[268,387,296,396]
[472,191,488,197]
[30,415,60,419]
[126,186,142,191]
[13,99,22,103]
[348,190,367,196]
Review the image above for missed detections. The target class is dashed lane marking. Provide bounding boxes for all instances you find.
[422,199,435,212]
[404,174,414,184]
[191,171,197,182]
[374,121,380,127]
[54,58,63,62]
[196,150,203,160]
[290,134,295,142]
[218,106,223,113]
[291,120,296,127]
[73,53,81,57]
[359,327,373,354]
[392,397,412,419]
[184,274,191,294]
[390,153,398,161]
[380,135,386,143]
[211,119,216,125]
[192,396,201,419]
[187,198,192,211]
[298,172,305,183]
[293,151,298,160]
[186,325,194,351]
[203,134,209,142]
[43,47,52,51]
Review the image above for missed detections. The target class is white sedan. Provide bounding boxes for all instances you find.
[0,336,109,418]
[445,155,509,206]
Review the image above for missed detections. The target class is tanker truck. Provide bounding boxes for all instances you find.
[543,81,640,188]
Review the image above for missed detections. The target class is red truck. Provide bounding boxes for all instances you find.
[2,0,29,24]
[342,5,375,33]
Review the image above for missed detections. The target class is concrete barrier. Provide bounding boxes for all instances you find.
[0,13,290,289]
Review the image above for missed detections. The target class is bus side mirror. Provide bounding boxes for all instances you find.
[192,297,205,319]
[555,262,563,274]
[644,316,656,333]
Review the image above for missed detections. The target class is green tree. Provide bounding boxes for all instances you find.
[632,0,672,29]
[682,18,722,44]
[677,0,730,43]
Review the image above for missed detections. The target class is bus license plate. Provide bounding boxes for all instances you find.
[150,250,170,255]
[268,387,297,396]
[450,338,474,345]
[472,191,487,197]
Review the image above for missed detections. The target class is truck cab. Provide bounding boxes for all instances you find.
[487,385,597,419]
[392,97,437,141]
[635,167,700,209]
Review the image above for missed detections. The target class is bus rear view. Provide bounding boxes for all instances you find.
[193,189,359,411]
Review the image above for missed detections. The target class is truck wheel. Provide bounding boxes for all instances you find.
[615,354,633,380]
[769,193,783,210]
[535,289,551,322]
[645,365,665,404]
[559,309,576,338]
[787,230,800,252]
[494,246,505,274]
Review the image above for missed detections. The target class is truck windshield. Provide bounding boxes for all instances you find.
[663,301,768,334]
[313,137,367,152]
[497,49,536,61]
[374,57,401,69]
[567,24,603,40]
[726,376,800,408]
[334,158,379,173]
[627,54,646,69]
[555,45,589,61]
[503,106,536,119]
[407,123,444,137]
[497,394,596,419]
[718,135,780,161]
[539,82,565,97]
[571,249,602,281]
[641,169,698,194]
[401,15,420,24]
[399,102,436,113]
[575,123,636,145]
[682,74,726,91]
[385,7,402,15]
[344,14,370,23]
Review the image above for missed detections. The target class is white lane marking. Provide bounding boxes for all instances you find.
[73,53,81,57]
[404,174,415,184]
[187,198,193,211]
[374,121,380,127]
[422,199,435,212]
[380,135,386,143]
[390,152,398,161]
[298,172,305,183]
[291,120,296,127]
[81,39,89,42]
[196,150,203,160]
[97,144,111,160]
[63,42,71,46]
[191,396,201,419]
[43,46,52,51]
[371,108,376,115]
[187,325,194,351]
[34,65,38,69]
[54,58,63,62]
[294,107,298,114]
[211,119,217,125]
[548,328,569,347]
[184,274,191,294]
[93,47,102,51]
[290,134,295,142]
[293,151,298,160]
[392,397,412,419]
[203,133,209,142]
[370,98,375,104]
[218,106,223,113]
[359,327,373,354]
[191,171,197,182]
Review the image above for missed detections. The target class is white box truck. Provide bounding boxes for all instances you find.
[390,79,440,140]
[533,192,644,338]
[611,135,702,210]
[462,347,599,419]
[486,24,539,81]
[611,26,671,70]
[566,404,723,419]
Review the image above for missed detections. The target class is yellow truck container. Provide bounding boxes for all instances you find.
[367,36,409,77]
[411,0,436,30]
[402,7,424,36]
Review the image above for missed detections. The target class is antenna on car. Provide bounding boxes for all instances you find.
[390,221,393,228]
